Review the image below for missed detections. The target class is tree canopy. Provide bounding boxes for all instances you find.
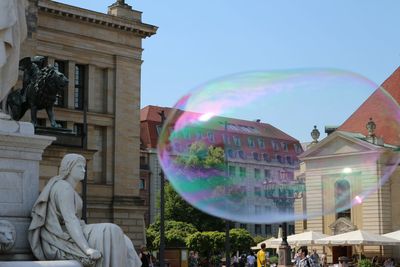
[146,220,197,251]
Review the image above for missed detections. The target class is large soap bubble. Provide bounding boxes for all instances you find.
[157,69,400,224]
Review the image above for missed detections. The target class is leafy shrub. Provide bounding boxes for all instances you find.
[358,259,373,267]
[269,256,279,265]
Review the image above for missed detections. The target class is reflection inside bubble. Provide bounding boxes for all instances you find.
[157,69,400,224]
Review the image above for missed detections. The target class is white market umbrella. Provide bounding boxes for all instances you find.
[315,230,400,246]
[382,230,400,241]
[251,237,280,250]
[271,231,330,246]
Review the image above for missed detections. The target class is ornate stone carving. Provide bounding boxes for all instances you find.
[0,220,16,253]
[329,217,357,235]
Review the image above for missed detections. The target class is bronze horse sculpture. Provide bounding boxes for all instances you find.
[7,57,68,128]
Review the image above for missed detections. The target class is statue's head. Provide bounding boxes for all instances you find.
[47,67,69,95]
[0,220,16,253]
[59,154,86,180]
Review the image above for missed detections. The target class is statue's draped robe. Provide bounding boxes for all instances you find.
[0,0,27,102]
[28,178,142,267]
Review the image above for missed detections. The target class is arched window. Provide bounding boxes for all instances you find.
[335,179,351,219]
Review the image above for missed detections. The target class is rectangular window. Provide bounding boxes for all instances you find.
[222,134,231,144]
[247,137,255,148]
[240,224,247,229]
[294,143,303,154]
[74,64,85,110]
[265,224,272,236]
[233,136,241,147]
[74,123,83,136]
[288,225,295,235]
[271,140,280,151]
[254,187,261,197]
[258,138,265,148]
[254,168,261,179]
[229,166,236,177]
[264,169,271,179]
[54,60,66,107]
[183,130,191,140]
[195,131,202,140]
[239,167,246,178]
[240,186,247,197]
[156,125,162,136]
[281,142,289,152]
[139,178,145,189]
[255,224,262,235]
[207,131,215,143]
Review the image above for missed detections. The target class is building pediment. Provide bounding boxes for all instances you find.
[329,217,357,235]
[299,131,385,160]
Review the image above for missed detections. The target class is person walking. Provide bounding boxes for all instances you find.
[310,249,320,267]
[139,246,152,267]
[247,251,256,267]
[256,243,267,267]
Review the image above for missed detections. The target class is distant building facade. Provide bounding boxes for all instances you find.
[17,0,157,247]
[140,105,304,236]
[295,67,400,262]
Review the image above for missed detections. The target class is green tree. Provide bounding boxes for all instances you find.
[229,228,255,254]
[164,182,226,231]
[167,141,226,231]
[146,220,197,251]
[176,141,225,170]
[186,231,225,259]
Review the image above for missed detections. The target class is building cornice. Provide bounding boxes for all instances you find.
[39,0,157,38]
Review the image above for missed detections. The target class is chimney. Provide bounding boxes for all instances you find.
[108,0,141,20]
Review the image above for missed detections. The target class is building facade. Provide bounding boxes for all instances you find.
[18,0,157,247]
[140,105,304,237]
[295,67,400,262]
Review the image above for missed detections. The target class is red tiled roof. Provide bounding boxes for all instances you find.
[140,105,299,149]
[338,67,400,146]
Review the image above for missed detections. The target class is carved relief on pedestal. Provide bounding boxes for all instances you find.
[0,220,16,253]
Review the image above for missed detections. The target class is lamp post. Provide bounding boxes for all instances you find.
[223,121,231,267]
[158,110,166,267]
[264,175,305,267]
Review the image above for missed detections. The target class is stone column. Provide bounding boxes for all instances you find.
[112,55,145,247]
[0,120,54,260]
[67,61,76,109]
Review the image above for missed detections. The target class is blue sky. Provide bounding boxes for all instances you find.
[57,0,399,141]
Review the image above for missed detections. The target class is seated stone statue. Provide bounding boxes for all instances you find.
[28,154,142,267]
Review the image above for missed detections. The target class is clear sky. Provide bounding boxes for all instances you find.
[57,0,400,141]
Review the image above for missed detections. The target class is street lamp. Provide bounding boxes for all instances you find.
[158,110,166,267]
[263,175,305,266]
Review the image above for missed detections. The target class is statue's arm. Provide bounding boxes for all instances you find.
[57,187,101,259]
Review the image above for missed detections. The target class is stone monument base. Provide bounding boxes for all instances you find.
[0,119,54,260]
[0,260,82,266]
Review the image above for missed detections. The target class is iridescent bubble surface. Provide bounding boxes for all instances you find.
[157,69,400,224]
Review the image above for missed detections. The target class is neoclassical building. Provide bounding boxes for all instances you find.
[295,67,400,262]
[17,0,157,247]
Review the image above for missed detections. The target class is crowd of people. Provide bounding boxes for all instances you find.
[142,245,397,267]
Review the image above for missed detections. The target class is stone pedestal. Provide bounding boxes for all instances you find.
[278,245,292,267]
[0,260,82,266]
[0,119,54,260]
